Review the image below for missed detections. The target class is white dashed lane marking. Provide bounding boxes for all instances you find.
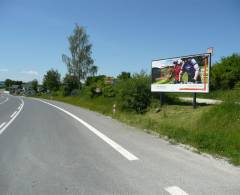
[0,98,24,135]
[0,97,9,105]
[165,186,189,195]
[0,122,6,129]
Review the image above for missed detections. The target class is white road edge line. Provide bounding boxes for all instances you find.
[0,97,9,105]
[18,103,23,110]
[0,98,24,135]
[0,122,6,129]
[36,99,139,161]
[10,111,17,118]
[165,186,189,195]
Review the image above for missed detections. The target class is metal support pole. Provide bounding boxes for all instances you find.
[193,93,197,109]
[160,93,164,106]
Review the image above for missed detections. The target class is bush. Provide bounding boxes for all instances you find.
[102,85,115,97]
[85,75,106,86]
[80,85,102,98]
[63,74,80,96]
[70,89,80,96]
[211,54,240,90]
[116,72,151,113]
[83,75,106,97]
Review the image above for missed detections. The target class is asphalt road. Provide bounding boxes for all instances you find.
[0,94,239,195]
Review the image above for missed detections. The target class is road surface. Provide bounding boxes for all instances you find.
[0,94,239,195]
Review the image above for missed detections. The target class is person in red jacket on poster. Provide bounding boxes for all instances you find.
[173,59,182,83]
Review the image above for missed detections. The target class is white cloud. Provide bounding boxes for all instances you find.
[21,70,39,76]
[0,68,8,72]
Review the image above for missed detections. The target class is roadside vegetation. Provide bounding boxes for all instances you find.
[3,24,240,165]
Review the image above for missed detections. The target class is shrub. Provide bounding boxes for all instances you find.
[102,85,115,97]
[85,75,106,86]
[83,75,106,97]
[211,54,240,90]
[116,71,151,113]
[63,74,80,96]
[70,89,80,96]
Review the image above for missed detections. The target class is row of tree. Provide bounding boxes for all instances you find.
[4,79,23,88]
[3,78,39,96]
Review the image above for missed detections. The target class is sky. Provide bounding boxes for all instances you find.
[0,0,239,83]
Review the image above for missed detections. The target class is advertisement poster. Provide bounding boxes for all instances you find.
[151,53,210,93]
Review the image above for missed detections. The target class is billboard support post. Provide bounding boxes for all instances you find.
[193,93,197,109]
[160,93,164,106]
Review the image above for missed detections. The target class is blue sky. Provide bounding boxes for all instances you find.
[0,0,239,82]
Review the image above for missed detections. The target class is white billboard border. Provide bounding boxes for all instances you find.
[151,53,211,94]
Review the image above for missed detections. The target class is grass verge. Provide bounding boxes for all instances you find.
[170,89,240,102]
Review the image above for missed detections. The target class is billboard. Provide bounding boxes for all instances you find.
[151,53,210,93]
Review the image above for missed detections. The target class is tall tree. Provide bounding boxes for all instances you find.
[90,65,98,77]
[62,24,96,83]
[43,69,61,91]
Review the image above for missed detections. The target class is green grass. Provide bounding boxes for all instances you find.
[40,93,115,115]
[117,102,240,165]
[170,89,240,102]
[37,93,240,165]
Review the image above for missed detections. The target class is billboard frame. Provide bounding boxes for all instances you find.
[151,53,211,94]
